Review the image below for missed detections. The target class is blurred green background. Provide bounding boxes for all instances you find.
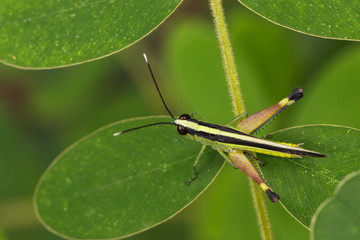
[1,0,359,239]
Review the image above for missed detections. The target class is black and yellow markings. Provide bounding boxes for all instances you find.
[114,54,326,203]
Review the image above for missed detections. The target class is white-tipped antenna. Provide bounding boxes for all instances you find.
[113,54,176,137]
[142,53,175,120]
[113,122,174,136]
[143,53,148,63]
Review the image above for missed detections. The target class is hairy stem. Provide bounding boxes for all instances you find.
[250,181,273,240]
[208,0,244,116]
[208,0,273,239]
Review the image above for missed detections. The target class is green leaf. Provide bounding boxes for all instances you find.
[1,0,182,68]
[260,125,360,227]
[34,116,223,239]
[310,170,360,240]
[238,0,360,40]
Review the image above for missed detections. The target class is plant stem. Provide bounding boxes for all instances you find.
[249,181,273,240]
[208,0,244,116]
[208,0,273,239]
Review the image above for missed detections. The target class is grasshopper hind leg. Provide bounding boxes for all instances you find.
[244,152,265,166]
[227,112,248,126]
[230,151,280,203]
[260,183,280,203]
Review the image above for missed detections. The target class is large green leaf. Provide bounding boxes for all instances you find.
[260,125,360,227]
[34,116,223,239]
[1,0,182,68]
[238,0,360,40]
[310,170,360,240]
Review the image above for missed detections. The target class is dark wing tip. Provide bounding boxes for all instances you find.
[303,150,326,158]
[315,152,326,158]
[296,150,326,158]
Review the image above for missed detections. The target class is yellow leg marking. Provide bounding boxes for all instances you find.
[279,97,296,107]
[260,182,269,192]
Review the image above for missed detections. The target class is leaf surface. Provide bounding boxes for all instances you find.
[1,0,182,68]
[238,0,360,40]
[35,116,223,239]
[260,125,360,227]
[311,171,360,240]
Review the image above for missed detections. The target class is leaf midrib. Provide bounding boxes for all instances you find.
[45,150,214,203]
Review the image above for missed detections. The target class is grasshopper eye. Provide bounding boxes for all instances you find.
[179,114,190,120]
[177,125,188,135]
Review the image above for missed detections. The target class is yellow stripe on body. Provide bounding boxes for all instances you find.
[176,119,304,158]
[198,128,302,156]
[230,144,299,158]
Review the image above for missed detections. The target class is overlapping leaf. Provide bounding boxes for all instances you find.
[311,171,360,240]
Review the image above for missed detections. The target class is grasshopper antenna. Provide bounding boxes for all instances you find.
[113,122,175,136]
[143,53,175,120]
[113,54,176,137]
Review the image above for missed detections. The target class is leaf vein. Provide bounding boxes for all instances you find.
[287,158,340,183]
